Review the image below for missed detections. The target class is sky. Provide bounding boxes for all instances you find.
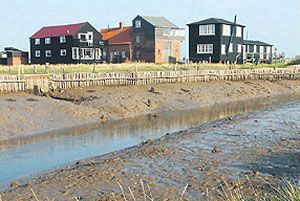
[0,0,299,57]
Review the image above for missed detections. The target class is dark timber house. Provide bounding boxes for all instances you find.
[30,22,104,65]
[132,15,185,63]
[0,47,28,66]
[188,17,273,64]
[188,18,245,64]
[100,22,133,63]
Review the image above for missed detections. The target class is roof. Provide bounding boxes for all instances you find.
[188,18,245,27]
[244,40,272,46]
[139,15,179,28]
[100,26,133,45]
[30,22,87,39]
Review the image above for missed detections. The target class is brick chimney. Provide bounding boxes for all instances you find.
[119,22,124,29]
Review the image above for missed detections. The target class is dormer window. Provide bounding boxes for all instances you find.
[45,38,51,44]
[135,20,141,28]
[60,36,66,43]
[35,39,40,45]
[199,24,215,36]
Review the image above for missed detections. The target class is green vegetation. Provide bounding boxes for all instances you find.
[0,62,289,75]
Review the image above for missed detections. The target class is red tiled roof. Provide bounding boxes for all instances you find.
[31,22,87,39]
[100,26,133,45]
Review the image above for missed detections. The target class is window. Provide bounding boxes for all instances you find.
[254,45,257,53]
[260,46,264,58]
[135,20,141,28]
[45,50,51,57]
[60,36,66,43]
[35,50,41,57]
[35,39,40,45]
[199,24,215,35]
[79,34,87,42]
[95,48,102,60]
[229,43,233,53]
[136,50,141,59]
[221,44,226,55]
[223,24,231,36]
[236,26,242,37]
[197,44,213,54]
[237,44,242,53]
[135,35,141,43]
[45,38,51,44]
[72,47,79,59]
[121,50,126,58]
[60,49,67,56]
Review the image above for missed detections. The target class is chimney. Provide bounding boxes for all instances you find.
[119,22,124,29]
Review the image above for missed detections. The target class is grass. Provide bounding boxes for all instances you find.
[1,179,300,201]
[0,62,289,75]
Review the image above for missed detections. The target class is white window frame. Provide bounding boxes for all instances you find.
[121,50,126,58]
[72,47,79,60]
[45,38,51,45]
[35,50,41,58]
[237,44,242,53]
[221,44,226,55]
[60,36,66,43]
[223,24,231,36]
[45,50,51,57]
[35,39,40,45]
[199,24,215,36]
[236,26,242,37]
[135,35,141,43]
[60,49,67,57]
[229,43,233,53]
[80,48,95,60]
[260,46,264,58]
[254,45,257,53]
[197,44,213,54]
[95,48,102,60]
[135,20,141,28]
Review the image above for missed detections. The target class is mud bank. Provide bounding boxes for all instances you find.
[1,80,300,142]
[1,99,300,200]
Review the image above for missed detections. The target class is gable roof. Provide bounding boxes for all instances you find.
[138,15,179,28]
[188,18,245,27]
[30,22,88,39]
[244,40,272,46]
[100,26,133,45]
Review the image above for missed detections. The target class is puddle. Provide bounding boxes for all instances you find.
[0,95,299,185]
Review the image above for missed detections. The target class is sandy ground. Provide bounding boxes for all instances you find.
[1,99,300,201]
[1,80,300,142]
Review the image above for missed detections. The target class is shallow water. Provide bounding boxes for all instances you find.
[0,95,299,185]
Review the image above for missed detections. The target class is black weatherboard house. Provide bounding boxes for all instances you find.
[243,40,273,63]
[188,18,245,64]
[30,22,104,65]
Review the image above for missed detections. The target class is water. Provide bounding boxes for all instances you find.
[0,96,299,185]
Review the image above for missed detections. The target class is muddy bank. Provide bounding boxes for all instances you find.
[1,80,300,142]
[1,100,300,200]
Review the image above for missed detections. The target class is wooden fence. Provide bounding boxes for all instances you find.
[1,67,300,92]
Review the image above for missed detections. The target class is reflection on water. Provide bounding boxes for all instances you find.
[0,95,299,185]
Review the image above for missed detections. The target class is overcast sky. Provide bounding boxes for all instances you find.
[0,0,299,57]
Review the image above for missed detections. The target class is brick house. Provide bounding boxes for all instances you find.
[0,47,28,66]
[30,22,104,64]
[132,15,185,63]
[100,22,133,63]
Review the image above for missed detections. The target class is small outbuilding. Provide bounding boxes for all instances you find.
[0,47,29,66]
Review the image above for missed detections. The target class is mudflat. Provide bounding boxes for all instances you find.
[1,80,300,142]
[1,97,300,200]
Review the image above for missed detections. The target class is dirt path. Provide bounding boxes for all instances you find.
[1,80,300,142]
[1,99,300,201]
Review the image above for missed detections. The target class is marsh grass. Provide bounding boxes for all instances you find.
[0,62,288,75]
[1,178,300,201]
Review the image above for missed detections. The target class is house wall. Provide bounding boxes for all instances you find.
[132,16,155,62]
[103,44,131,63]
[188,24,222,63]
[30,23,104,65]
[155,40,180,63]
